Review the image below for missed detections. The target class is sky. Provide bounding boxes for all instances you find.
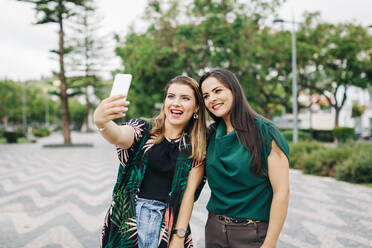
[1,0,371,81]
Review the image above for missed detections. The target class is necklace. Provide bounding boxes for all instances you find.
[164,134,182,143]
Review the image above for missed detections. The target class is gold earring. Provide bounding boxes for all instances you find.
[193,113,199,119]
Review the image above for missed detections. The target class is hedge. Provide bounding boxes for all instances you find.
[289,141,322,169]
[334,143,372,183]
[280,129,334,142]
[3,131,23,143]
[282,130,311,142]
[302,146,352,177]
[290,141,372,183]
[333,127,355,142]
[33,128,51,137]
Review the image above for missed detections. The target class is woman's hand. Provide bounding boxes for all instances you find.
[93,95,129,128]
[169,235,185,248]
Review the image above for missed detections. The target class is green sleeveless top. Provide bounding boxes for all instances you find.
[206,118,289,221]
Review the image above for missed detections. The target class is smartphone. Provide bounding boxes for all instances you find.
[110,74,132,99]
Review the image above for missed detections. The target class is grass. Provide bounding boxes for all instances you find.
[361,183,372,188]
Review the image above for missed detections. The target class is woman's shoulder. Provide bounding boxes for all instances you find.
[123,118,153,136]
[255,117,289,156]
[254,117,284,143]
[254,117,277,132]
[207,121,219,138]
[125,118,151,128]
[208,121,218,131]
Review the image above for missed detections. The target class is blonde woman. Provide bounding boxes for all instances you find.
[94,75,207,248]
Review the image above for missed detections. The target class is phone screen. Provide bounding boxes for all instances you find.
[110,74,132,98]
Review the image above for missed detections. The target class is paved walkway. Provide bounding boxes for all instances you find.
[0,132,371,248]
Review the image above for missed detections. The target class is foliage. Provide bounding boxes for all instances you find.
[65,2,108,131]
[0,79,62,130]
[297,13,372,127]
[334,143,372,183]
[33,128,51,137]
[333,127,355,142]
[351,102,366,118]
[3,131,23,143]
[0,80,22,130]
[312,130,334,142]
[115,0,290,118]
[289,141,322,169]
[17,0,90,144]
[302,145,352,177]
[282,130,311,142]
[289,141,372,183]
[281,129,334,142]
[69,99,86,130]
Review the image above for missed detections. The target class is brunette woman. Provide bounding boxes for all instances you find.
[199,69,290,248]
[94,75,207,248]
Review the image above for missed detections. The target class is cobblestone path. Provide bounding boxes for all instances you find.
[1,132,371,247]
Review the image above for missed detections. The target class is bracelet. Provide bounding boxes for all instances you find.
[97,126,106,132]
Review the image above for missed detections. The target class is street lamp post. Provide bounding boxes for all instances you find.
[274,16,299,143]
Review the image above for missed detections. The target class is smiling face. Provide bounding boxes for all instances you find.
[201,76,234,120]
[163,83,198,129]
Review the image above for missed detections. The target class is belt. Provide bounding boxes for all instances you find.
[212,214,260,225]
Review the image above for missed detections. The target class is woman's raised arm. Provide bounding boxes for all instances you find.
[93,95,134,149]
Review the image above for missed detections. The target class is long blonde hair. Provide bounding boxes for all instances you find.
[150,75,207,161]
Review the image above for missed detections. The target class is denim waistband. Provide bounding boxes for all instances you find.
[137,197,167,208]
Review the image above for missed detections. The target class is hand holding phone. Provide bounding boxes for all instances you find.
[110,74,132,99]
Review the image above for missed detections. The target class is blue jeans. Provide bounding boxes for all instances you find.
[136,197,167,248]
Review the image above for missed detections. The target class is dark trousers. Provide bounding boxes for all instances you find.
[205,213,268,248]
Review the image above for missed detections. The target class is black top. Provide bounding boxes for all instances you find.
[139,137,180,202]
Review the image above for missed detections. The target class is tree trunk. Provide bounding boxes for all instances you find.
[59,15,71,144]
[2,116,8,131]
[334,107,340,127]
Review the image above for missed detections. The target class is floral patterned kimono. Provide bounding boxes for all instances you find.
[100,119,205,248]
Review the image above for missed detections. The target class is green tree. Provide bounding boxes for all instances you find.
[69,99,85,130]
[296,13,372,126]
[16,0,89,143]
[184,0,290,116]
[66,2,108,131]
[115,0,288,117]
[0,80,22,130]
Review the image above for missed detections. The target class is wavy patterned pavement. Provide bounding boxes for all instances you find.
[1,132,372,248]
[190,165,372,248]
[0,132,117,248]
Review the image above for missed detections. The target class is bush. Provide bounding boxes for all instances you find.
[312,130,334,142]
[3,131,23,143]
[33,128,51,137]
[334,143,372,183]
[281,129,334,142]
[333,127,355,142]
[282,130,311,142]
[289,141,322,169]
[302,146,353,177]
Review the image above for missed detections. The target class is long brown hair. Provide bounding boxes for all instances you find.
[199,69,266,176]
[151,75,207,161]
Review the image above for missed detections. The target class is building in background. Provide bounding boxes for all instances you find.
[274,86,372,139]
